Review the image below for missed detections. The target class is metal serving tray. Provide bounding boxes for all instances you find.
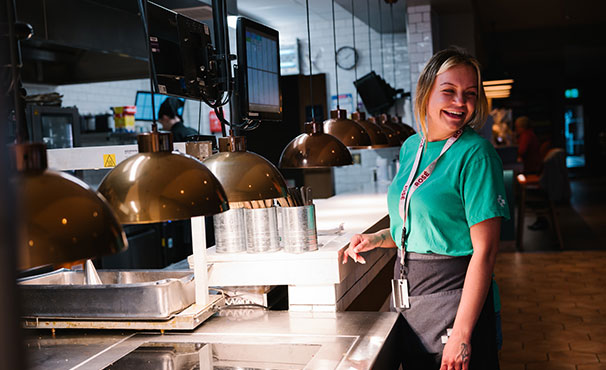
[18,269,195,320]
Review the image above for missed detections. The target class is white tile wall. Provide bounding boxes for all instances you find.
[333,146,400,194]
[406,3,436,131]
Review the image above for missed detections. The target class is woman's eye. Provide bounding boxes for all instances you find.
[442,89,454,94]
[466,91,477,97]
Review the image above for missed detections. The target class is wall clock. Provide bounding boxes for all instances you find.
[336,46,358,70]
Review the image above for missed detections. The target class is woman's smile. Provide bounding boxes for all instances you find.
[426,64,478,141]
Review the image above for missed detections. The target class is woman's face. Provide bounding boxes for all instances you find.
[426,64,478,141]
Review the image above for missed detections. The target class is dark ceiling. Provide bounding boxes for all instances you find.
[472,0,606,82]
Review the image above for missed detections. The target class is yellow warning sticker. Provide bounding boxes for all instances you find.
[103,154,117,168]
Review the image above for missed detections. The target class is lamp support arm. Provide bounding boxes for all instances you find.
[191,216,209,307]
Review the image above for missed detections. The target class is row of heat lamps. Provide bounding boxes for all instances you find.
[10,0,415,271]
[14,110,415,271]
[281,110,415,168]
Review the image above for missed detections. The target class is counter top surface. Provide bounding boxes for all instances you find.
[25,310,401,370]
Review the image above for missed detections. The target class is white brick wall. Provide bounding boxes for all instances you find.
[406,3,436,131]
[333,146,400,194]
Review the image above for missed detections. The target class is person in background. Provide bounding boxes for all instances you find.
[491,108,513,146]
[343,47,508,369]
[157,97,197,142]
[514,116,541,174]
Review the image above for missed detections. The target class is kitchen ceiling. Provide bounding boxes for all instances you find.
[236,0,407,33]
[235,0,605,36]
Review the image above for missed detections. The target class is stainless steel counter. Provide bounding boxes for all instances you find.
[25,310,402,369]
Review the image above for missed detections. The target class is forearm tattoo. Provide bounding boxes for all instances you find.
[376,232,386,247]
[459,343,470,363]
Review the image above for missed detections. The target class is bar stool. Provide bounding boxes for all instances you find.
[516,173,564,251]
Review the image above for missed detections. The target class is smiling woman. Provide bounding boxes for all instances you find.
[343,47,508,370]
[415,48,489,142]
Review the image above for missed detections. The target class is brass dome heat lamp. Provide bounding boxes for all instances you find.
[279,0,353,169]
[280,121,353,168]
[392,114,416,138]
[351,111,390,147]
[4,0,127,273]
[368,115,401,146]
[378,113,410,143]
[97,127,229,224]
[11,144,128,272]
[324,108,372,149]
[205,134,289,201]
[323,0,372,149]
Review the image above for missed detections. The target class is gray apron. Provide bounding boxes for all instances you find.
[393,251,470,354]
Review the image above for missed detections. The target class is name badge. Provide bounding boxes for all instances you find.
[391,278,410,309]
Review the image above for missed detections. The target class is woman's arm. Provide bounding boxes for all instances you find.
[342,228,397,264]
[441,217,501,370]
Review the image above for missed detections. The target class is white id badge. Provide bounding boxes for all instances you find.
[391,278,410,309]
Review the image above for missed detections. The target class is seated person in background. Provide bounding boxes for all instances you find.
[514,116,541,174]
[158,97,198,142]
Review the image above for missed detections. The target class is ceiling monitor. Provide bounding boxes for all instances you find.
[147,3,220,102]
[354,71,397,116]
[236,17,282,122]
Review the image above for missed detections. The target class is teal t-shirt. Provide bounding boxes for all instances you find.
[387,127,510,256]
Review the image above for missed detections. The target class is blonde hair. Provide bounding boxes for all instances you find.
[414,47,488,139]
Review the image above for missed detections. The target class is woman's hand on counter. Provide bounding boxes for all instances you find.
[342,229,395,264]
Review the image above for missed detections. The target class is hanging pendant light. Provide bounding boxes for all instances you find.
[279,0,353,169]
[204,135,288,201]
[11,143,128,270]
[378,113,410,143]
[280,121,353,168]
[391,114,416,138]
[368,115,401,146]
[98,128,229,224]
[4,0,127,270]
[324,108,372,149]
[324,0,372,149]
[351,111,390,147]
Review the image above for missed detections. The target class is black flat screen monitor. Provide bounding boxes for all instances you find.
[354,71,396,115]
[134,91,185,121]
[236,17,282,122]
[147,3,217,101]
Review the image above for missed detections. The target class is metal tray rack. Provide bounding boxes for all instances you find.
[19,269,224,330]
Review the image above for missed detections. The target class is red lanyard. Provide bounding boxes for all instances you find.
[398,129,463,262]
